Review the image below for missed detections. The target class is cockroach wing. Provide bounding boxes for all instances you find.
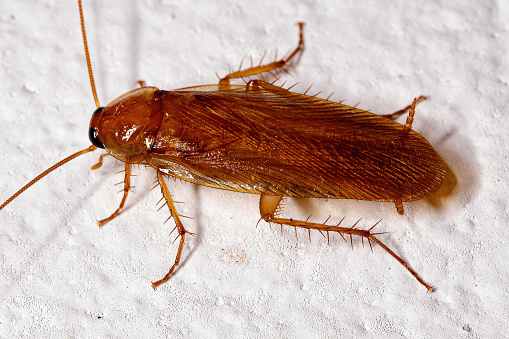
[146,84,445,202]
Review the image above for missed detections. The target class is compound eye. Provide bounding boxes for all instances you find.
[88,127,104,149]
[88,107,105,149]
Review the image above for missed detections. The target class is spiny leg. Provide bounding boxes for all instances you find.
[391,98,419,214]
[383,96,426,215]
[394,197,404,215]
[401,97,420,135]
[151,171,191,289]
[219,23,304,87]
[259,194,434,292]
[97,163,131,227]
[381,95,426,120]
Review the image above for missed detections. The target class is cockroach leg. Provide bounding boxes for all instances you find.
[381,95,426,120]
[259,194,434,292]
[97,163,131,227]
[368,236,434,293]
[90,153,110,170]
[219,22,304,87]
[401,97,419,135]
[394,198,404,215]
[260,194,283,220]
[246,80,263,92]
[151,170,190,290]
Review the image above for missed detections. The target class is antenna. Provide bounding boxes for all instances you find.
[78,0,100,108]
[1,0,102,211]
[0,146,97,211]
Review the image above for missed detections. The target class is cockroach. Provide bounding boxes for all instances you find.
[0,0,445,291]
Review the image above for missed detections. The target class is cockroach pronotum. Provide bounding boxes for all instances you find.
[0,0,446,291]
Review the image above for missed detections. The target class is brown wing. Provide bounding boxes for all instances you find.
[147,83,445,202]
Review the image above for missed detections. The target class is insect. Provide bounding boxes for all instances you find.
[0,0,445,291]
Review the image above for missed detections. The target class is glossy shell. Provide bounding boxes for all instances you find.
[91,82,446,203]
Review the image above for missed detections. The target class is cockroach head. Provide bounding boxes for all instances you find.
[89,107,105,149]
[88,87,164,163]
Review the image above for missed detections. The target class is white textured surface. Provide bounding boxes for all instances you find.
[0,0,507,337]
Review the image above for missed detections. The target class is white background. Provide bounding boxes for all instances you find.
[0,0,507,337]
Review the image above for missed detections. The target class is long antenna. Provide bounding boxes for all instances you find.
[0,146,98,211]
[1,1,102,211]
[1,1,104,211]
[78,0,100,108]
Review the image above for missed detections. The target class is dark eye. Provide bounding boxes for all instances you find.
[88,127,104,149]
[89,107,105,149]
